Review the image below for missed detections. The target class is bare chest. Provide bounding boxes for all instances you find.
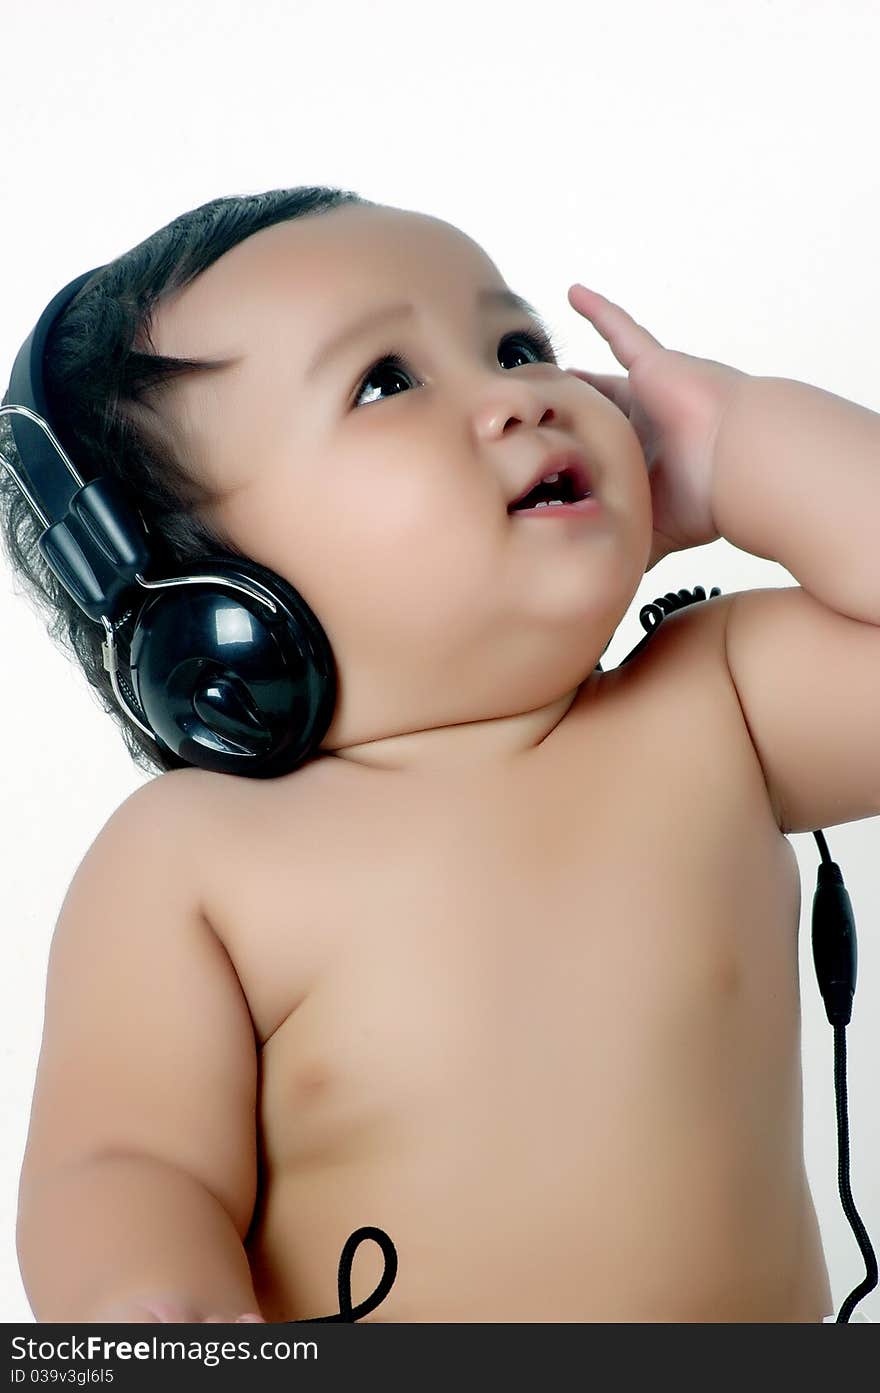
[205,643,800,1174]
[197,633,821,1319]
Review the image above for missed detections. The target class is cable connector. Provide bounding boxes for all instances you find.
[811,860,857,1027]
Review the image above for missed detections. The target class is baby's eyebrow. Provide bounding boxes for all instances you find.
[304,287,546,382]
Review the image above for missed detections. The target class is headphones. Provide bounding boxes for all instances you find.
[1,265,338,778]
[2,266,877,1322]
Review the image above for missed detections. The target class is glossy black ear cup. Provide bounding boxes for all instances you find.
[128,555,337,777]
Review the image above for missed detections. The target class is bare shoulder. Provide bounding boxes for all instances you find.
[125,759,333,949]
[621,586,876,837]
[111,766,220,845]
[105,767,229,908]
[586,587,761,785]
[597,588,738,699]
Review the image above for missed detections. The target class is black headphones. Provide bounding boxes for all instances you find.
[2,265,338,778]
[3,266,877,1322]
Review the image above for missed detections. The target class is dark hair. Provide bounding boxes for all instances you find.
[0,185,376,778]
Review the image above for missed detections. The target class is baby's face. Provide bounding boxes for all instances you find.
[146,205,652,769]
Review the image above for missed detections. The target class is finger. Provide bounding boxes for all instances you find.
[143,1300,200,1322]
[567,285,664,368]
[202,1311,265,1324]
[90,1307,162,1324]
[565,367,631,414]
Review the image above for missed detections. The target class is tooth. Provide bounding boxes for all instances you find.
[542,471,560,484]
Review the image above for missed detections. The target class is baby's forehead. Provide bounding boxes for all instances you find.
[144,206,503,493]
[148,206,499,366]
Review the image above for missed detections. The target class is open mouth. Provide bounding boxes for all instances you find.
[508,462,594,513]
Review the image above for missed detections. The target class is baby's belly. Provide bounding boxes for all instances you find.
[245,874,830,1323]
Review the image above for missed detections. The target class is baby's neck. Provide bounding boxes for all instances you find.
[327,682,592,776]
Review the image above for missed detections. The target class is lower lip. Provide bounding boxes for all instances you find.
[508,494,602,519]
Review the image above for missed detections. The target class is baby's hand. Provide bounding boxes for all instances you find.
[204,1312,266,1324]
[91,1298,266,1323]
[566,284,748,568]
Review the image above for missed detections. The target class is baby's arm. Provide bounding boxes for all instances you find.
[16,778,263,1322]
[19,1153,261,1322]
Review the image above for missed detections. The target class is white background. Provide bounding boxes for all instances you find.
[1,0,878,1324]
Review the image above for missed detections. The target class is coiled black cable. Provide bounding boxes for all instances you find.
[287,1226,398,1323]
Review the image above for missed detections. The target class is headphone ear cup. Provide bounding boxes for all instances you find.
[126,558,337,778]
[191,669,271,747]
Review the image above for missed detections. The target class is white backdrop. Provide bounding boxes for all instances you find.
[1,0,878,1324]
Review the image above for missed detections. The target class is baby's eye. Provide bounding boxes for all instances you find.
[351,328,560,409]
[352,354,412,408]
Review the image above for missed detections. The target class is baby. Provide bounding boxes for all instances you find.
[10,192,880,1323]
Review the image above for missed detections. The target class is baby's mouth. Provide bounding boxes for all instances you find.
[507,452,594,513]
[508,469,593,513]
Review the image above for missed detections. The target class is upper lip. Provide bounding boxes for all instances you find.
[507,447,594,511]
